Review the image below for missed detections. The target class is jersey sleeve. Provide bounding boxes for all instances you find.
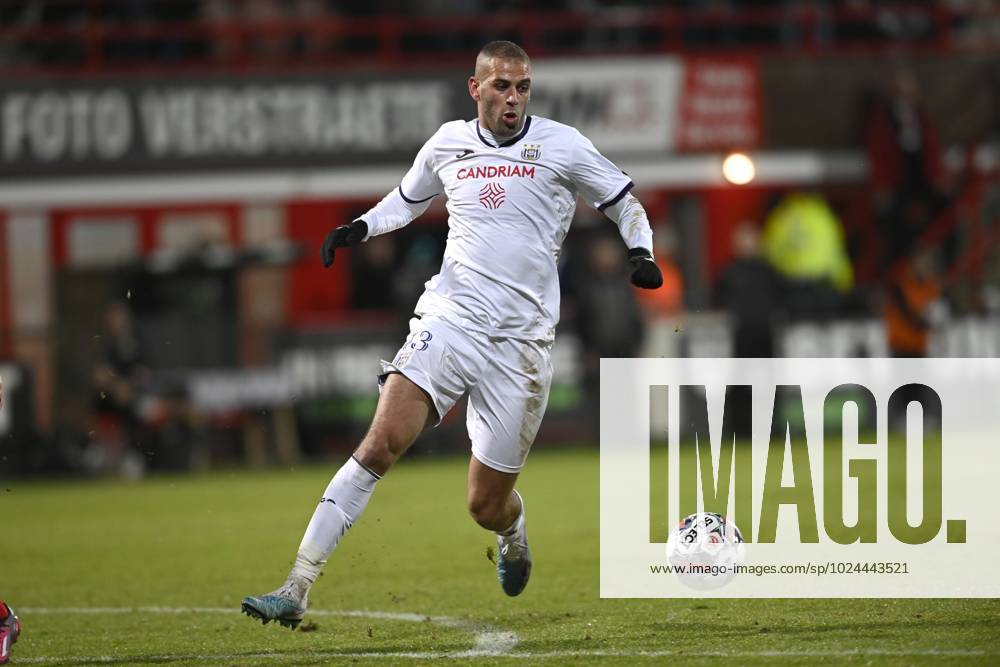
[360,129,444,238]
[399,131,444,204]
[569,130,634,212]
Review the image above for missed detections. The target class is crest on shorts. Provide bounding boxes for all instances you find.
[521,144,541,161]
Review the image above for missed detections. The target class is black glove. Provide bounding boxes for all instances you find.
[321,219,368,267]
[628,247,663,289]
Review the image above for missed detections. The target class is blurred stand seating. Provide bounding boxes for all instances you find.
[0,1,998,474]
[1,1,998,73]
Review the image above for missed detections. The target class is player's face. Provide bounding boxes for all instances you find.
[469,58,531,139]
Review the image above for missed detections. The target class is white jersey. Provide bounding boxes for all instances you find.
[360,115,652,342]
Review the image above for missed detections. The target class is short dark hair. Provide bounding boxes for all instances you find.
[477,40,530,65]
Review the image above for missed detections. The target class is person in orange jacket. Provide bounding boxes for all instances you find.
[883,246,943,358]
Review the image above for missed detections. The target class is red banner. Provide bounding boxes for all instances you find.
[677,57,761,152]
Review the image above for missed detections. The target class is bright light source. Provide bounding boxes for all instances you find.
[722,152,755,185]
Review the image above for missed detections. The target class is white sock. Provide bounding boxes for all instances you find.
[497,490,525,539]
[288,455,381,592]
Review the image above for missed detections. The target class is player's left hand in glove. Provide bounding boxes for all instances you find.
[321,219,368,267]
[628,248,663,289]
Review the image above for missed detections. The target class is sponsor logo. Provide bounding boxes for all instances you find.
[455,149,475,160]
[521,144,542,161]
[479,182,506,209]
[458,164,535,180]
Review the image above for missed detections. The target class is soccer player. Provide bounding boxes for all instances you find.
[242,40,662,628]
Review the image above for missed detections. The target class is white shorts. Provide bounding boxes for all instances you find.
[379,315,553,474]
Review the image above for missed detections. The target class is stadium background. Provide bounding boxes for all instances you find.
[2,1,998,477]
[1,2,999,664]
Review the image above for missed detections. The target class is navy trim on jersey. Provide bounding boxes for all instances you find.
[476,122,493,148]
[476,116,533,149]
[398,185,437,205]
[597,180,635,212]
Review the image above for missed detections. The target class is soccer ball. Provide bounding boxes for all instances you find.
[665,512,745,590]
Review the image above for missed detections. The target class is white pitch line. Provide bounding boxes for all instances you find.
[523,648,1000,658]
[13,648,999,664]
[14,608,999,663]
[19,606,518,658]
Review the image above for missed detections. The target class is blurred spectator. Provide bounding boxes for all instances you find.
[288,0,329,60]
[0,1,44,65]
[871,3,935,43]
[978,185,1000,313]
[337,0,383,18]
[882,246,945,429]
[102,0,153,63]
[577,0,657,53]
[835,0,880,44]
[576,235,646,358]
[90,300,149,478]
[37,0,88,64]
[351,235,397,310]
[883,246,944,358]
[392,235,441,340]
[201,0,241,63]
[944,0,1000,49]
[246,0,290,62]
[762,191,853,321]
[5,2,992,70]
[683,0,740,47]
[202,0,292,64]
[865,69,953,272]
[634,224,684,318]
[779,0,834,49]
[574,234,645,438]
[837,0,934,46]
[404,0,486,53]
[152,384,210,471]
[716,221,782,357]
[715,221,782,436]
[102,0,200,63]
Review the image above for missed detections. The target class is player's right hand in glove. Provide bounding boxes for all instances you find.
[321,219,369,267]
[628,247,663,289]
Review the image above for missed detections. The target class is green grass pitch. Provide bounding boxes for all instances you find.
[2,447,998,665]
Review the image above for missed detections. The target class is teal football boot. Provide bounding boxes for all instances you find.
[241,581,306,630]
[496,494,531,596]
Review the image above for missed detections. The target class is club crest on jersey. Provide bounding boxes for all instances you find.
[521,144,542,161]
[479,182,506,210]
